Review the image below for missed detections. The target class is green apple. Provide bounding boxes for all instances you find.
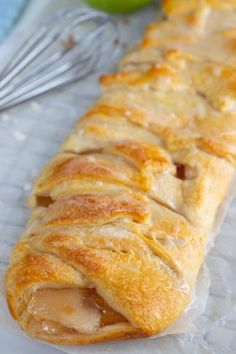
[86,0,153,14]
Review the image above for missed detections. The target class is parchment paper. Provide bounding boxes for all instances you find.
[0,1,235,354]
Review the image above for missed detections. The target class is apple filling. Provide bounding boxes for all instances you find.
[36,196,53,207]
[27,288,126,335]
[175,163,197,180]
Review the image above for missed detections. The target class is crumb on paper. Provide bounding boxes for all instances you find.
[30,101,41,110]
[61,35,76,51]
[30,168,38,177]
[13,130,27,142]
[23,182,32,191]
[121,42,128,51]
[0,113,9,122]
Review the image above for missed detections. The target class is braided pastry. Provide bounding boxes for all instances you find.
[6,0,236,345]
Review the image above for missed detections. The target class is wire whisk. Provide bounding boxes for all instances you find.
[0,8,120,111]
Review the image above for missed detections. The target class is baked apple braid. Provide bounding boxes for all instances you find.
[6,0,236,345]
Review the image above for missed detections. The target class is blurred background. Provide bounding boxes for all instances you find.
[0,0,28,43]
[0,0,154,44]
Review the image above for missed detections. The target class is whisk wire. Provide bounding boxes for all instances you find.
[0,21,108,101]
[0,8,120,111]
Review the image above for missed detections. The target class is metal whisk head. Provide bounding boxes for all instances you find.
[0,8,120,111]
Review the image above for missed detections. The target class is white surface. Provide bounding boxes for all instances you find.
[0,1,236,354]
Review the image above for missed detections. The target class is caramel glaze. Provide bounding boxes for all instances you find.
[30,288,127,335]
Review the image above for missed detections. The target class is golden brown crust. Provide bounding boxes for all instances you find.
[30,143,234,232]
[120,50,236,165]
[163,0,236,16]
[6,0,236,346]
[43,192,150,226]
[7,195,203,342]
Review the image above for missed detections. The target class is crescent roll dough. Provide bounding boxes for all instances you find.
[6,0,236,346]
